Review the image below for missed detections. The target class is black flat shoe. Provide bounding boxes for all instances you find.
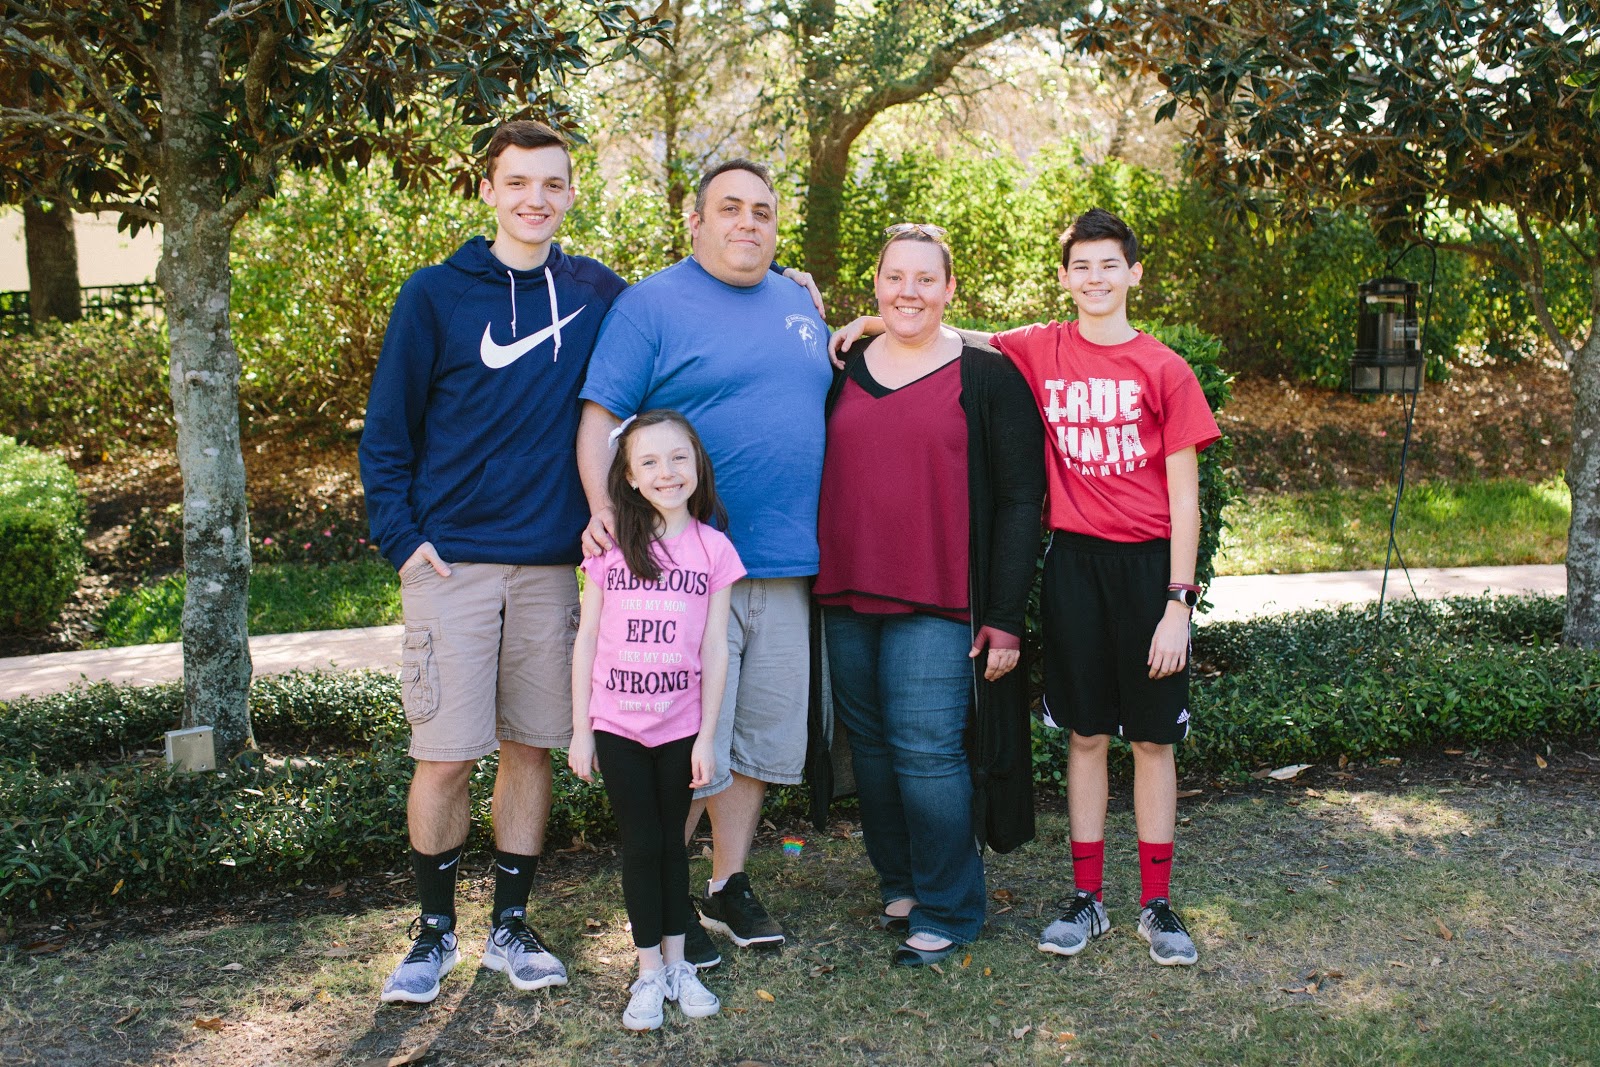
[892,939,957,968]
[878,911,911,935]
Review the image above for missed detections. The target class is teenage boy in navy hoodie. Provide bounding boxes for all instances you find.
[361,120,626,1004]
[361,122,822,1005]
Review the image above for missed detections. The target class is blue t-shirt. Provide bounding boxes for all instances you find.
[581,257,832,578]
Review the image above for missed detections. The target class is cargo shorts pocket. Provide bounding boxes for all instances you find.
[400,622,442,724]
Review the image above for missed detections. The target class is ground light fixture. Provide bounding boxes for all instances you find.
[1350,243,1437,620]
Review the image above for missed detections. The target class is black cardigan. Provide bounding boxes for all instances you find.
[805,335,1045,853]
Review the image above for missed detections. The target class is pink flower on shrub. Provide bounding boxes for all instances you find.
[262,537,274,546]
[302,542,312,549]
[323,529,333,537]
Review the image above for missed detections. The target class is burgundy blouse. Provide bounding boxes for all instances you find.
[814,357,969,620]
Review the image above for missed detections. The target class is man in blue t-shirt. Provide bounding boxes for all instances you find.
[578,159,832,967]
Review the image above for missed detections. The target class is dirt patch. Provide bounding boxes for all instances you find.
[1226,356,1571,491]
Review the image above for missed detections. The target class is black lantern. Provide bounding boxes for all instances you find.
[1350,277,1422,394]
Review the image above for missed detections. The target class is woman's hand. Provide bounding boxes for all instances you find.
[567,729,599,782]
[782,267,826,318]
[690,732,716,790]
[1147,602,1192,679]
[969,625,1020,681]
[826,316,883,369]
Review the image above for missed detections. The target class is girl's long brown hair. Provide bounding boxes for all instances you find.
[606,409,728,583]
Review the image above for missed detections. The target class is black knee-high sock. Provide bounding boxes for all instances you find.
[411,843,465,926]
[492,850,539,925]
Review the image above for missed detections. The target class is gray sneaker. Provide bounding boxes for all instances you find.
[1138,898,1198,966]
[1037,890,1110,957]
[380,914,460,1004]
[480,908,568,990]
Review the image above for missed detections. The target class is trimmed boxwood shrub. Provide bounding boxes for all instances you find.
[6,597,1594,918]
[0,436,85,633]
[1031,595,1597,788]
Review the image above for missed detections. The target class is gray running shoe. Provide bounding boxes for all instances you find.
[622,967,669,1031]
[380,914,460,1004]
[480,907,568,990]
[665,959,720,1019]
[1037,890,1110,957]
[1138,898,1198,966]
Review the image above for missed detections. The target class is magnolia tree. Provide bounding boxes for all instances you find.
[0,1,669,756]
[1086,0,1600,645]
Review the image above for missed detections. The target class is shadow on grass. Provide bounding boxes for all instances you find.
[6,763,1600,1066]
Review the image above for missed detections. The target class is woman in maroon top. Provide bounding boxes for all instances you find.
[815,225,1044,966]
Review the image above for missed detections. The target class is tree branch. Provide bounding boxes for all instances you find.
[0,16,153,163]
[1515,211,1575,360]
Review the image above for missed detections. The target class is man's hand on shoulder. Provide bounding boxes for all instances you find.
[403,541,452,579]
[582,506,616,557]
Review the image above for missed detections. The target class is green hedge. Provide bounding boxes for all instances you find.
[1031,595,1594,787]
[0,319,171,455]
[0,436,85,633]
[0,670,613,918]
[6,597,1594,919]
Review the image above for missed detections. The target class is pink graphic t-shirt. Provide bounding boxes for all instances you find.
[580,520,746,747]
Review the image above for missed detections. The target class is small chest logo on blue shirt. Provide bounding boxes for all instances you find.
[479,306,586,369]
[786,314,823,363]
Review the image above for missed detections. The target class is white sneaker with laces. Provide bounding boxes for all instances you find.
[622,967,669,1031]
[665,958,720,1019]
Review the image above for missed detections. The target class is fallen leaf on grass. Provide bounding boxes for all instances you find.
[1536,754,1549,769]
[219,963,244,971]
[360,1050,429,1067]
[326,883,348,898]
[1444,749,1465,756]
[1176,789,1203,799]
[983,967,992,976]
[928,963,944,975]
[193,1017,224,1032]
[961,954,972,968]
[895,1007,930,1021]
[1388,961,1411,969]
[1012,1025,1032,1040]
[22,941,65,955]
[113,1007,141,1026]
[323,947,356,958]
[808,964,834,977]
[754,989,776,1003]
[1435,919,1454,941]
[1268,763,1312,781]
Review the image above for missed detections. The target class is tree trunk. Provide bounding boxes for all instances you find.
[802,133,853,302]
[160,8,255,757]
[23,195,81,324]
[1565,327,1600,648]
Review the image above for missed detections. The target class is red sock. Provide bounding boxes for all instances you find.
[1070,840,1105,901]
[1138,840,1174,905]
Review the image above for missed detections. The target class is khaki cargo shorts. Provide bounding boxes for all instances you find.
[398,559,580,761]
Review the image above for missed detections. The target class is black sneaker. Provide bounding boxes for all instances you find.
[684,896,722,969]
[700,872,784,948]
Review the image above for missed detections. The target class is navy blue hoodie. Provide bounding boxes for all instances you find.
[360,237,627,569]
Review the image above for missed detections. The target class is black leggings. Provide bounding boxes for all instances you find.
[594,730,695,949]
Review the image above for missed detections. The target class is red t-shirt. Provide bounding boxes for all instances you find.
[815,359,969,619]
[991,321,1220,542]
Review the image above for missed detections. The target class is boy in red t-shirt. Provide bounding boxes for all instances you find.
[993,208,1220,966]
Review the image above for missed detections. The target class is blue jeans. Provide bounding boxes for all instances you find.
[824,607,986,944]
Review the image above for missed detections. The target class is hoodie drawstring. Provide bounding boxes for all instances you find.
[544,266,563,362]
[506,270,518,338]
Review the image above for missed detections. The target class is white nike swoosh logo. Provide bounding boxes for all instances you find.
[479,306,586,369]
[497,864,520,875]
[438,855,461,871]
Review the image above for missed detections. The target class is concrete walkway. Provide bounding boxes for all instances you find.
[0,565,1566,702]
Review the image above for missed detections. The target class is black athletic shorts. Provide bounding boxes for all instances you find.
[1039,532,1192,745]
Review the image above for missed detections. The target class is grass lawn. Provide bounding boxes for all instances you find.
[95,560,401,646]
[1218,476,1570,576]
[8,765,1599,1066]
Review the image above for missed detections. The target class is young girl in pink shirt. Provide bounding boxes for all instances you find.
[569,409,745,1030]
